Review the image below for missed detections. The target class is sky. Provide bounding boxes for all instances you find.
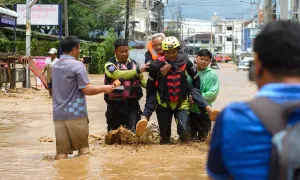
[165,0,258,20]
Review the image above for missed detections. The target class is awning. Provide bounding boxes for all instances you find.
[0,7,18,27]
[0,7,18,18]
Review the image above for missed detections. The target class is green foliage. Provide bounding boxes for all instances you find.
[0,38,14,53]
[81,28,118,74]
[102,28,117,62]
[164,30,181,41]
[88,43,106,74]
[4,0,125,40]
[0,36,58,56]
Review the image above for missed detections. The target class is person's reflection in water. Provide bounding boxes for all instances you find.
[53,155,90,179]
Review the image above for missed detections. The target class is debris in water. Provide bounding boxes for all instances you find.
[38,136,54,143]
[89,133,105,144]
[105,126,135,145]
[104,123,161,145]
[42,155,55,161]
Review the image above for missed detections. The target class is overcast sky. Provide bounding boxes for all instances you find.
[165,0,257,20]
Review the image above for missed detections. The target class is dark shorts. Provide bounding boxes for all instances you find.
[47,79,52,89]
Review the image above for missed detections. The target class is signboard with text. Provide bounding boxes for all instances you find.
[250,28,260,39]
[16,4,59,25]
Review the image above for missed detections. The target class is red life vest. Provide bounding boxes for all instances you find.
[157,57,187,102]
[105,59,141,101]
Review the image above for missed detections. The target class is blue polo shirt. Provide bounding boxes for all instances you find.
[207,83,300,180]
[52,55,90,121]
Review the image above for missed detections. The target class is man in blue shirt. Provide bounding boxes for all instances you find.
[207,21,300,179]
[52,36,114,160]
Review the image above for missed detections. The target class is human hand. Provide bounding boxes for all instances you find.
[102,85,115,94]
[160,64,172,75]
[189,95,194,105]
[140,64,150,73]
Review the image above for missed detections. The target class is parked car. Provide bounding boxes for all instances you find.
[236,52,253,65]
[215,53,232,63]
[237,58,253,71]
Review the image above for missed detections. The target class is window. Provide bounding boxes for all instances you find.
[217,25,222,33]
[190,40,194,43]
[227,37,232,42]
[227,26,232,31]
[167,26,171,30]
[201,40,209,44]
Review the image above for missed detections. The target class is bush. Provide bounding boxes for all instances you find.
[0,29,117,75]
[87,43,106,74]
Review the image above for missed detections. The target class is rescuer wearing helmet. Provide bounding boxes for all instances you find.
[139,36,219,143]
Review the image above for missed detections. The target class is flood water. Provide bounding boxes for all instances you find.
[0,63,256,179]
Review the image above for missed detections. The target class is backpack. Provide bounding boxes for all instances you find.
[249,97,300,180]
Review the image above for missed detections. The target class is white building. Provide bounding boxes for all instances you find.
[164,18,215,41]
[213,18,245,55]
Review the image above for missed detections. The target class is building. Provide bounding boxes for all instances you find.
[213,18,245,55]
[274,0,300,23]
[242,20,261,52]
[164,18,214,41]
[184,33,214,55]
[130,0,166,42]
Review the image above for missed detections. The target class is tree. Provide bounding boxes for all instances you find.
[164,30,181,41]
[4,0,126,40]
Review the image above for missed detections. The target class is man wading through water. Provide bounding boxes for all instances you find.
[104,39,148,133]
[137,36,220,143]
[52,36,114,160]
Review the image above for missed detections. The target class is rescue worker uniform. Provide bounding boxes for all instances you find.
[149,55,207,143]
[142,48,187,119]
[104,56,146,132]
[146,36,209,143]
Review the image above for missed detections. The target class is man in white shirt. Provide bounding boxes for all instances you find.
[42,48,58,97]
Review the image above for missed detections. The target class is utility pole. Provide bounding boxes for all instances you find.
[257,0,261,26]
[64,0,69,36]
[241,21,244,53]
[191,28,195,56]
[210,21,213,52]
[125,0,130,40]
[187,27,189,54]
[280,0,289,20]
[157,0,163,33]
[264,0,273,23]
[232,20,235,63]
[145,0,150,43]
[222,20,226,63]
[176,9,179,38]
[25,0,38,88]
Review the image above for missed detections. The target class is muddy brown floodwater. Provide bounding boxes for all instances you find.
[0,63,257,179]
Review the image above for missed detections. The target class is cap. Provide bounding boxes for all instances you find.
[48,48,57,54]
